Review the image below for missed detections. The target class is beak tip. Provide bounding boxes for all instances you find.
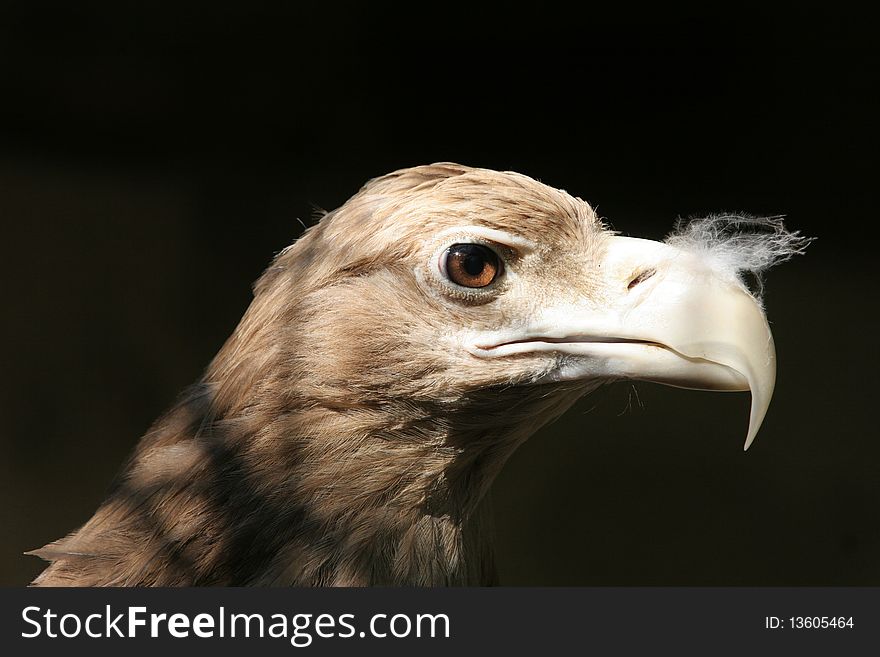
[742,414,762,451]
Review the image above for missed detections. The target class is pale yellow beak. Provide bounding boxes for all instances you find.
[468,236,776,449]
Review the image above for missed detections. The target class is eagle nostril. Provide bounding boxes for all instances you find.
[627,268,656,290]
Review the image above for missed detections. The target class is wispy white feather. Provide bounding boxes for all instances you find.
[665,214,813,300]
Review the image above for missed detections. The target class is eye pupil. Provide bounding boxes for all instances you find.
[462,252,485,276]
[443,243,501,288]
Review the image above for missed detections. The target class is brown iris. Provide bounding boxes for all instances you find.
[443,243,501,288]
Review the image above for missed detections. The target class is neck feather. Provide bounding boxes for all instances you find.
[34,375,584,586]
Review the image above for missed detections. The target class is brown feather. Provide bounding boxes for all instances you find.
[30,163,606,586]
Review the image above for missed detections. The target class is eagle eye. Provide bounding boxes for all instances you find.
[442,243,502,288]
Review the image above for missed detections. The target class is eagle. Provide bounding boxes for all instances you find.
[29,163,808,586]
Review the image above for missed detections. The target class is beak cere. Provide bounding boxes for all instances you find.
[468,236,776,450]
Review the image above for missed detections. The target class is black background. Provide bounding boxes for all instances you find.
[1,3,877,586]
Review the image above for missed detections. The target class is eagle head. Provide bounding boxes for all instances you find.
[30,163,809,586]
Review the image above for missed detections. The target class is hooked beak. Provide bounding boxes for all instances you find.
[468,236,776,450]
